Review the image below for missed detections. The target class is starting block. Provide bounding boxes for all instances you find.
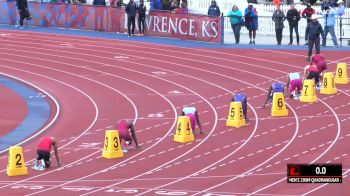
[300,79,317,103]
[102,130,123,159]
[174,116,194,143]
[226,101,245,128]
[320,72,337,94]
[271,92,288,116]
[7,146,28,176]
[334,63,349,84]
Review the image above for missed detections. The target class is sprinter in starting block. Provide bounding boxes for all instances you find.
[231,93,249,120]
[181,107,203,134]
[33,136,60,170]
[117,120,141,152]
[286,72,302,99]
[262,82,285,108]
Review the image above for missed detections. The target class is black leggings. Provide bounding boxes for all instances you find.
[36,150,51,168]
[307,71,320,85]
[138,15,145,34]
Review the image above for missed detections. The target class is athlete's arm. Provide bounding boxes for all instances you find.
[195,111,203,134]
[51,137,60,166]
[262,86,272,108]
[286,76,290,97]
[129,122,141,150]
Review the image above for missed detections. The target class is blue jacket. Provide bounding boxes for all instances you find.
[244,8,258,30]
[337,5,345,16]
[208,5,221,16]
[306,20,324,40]
[323,6,337,26]
[126,1,138,17]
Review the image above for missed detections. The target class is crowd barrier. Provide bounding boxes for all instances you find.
[0,1,223,43]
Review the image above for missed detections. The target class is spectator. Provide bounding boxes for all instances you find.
[150,0,162,10]
[15,0,31,28]
[286,4,300,45]
[180,1,188,14]
[245,3,258,44]
[322,5,339,47]
[337,0,345,16]
[247,0,257,3]
[170,0,178,11]
[138,0,146,36]
[302,3,315,45]
[93,0,105,5]
[208,0,221,17]
[126,0,137,37]
[272,4,286,45]
[321,0,332,11]
[228,4,243,44]
[306,14,324,61]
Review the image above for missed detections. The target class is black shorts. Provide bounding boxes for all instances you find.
[37,150,51,168]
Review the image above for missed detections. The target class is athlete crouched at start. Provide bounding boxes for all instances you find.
[117,120,141,152]
[262,82,285,108]
[286,72,302,99]
[181,107,203,134]
[231,93,249,120]
[33,136,60,170]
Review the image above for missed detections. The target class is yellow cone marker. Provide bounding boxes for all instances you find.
[300,79,317,103]
[174,116,194,143]
[320,72,337,94]
[334,63,349,84]
[226,101,246,128]
[7,146,28,176]
[271,92,288,116]
[102,130,123,159]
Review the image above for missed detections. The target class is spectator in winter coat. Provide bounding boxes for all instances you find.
[207,0,221,16]
[138,0,146,36]
[126,0,138,37]
[272,4,286,45]
[228,4,243,44]
[245,3,258,44]
[286,4,301,45]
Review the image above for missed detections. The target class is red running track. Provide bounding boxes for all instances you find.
[0,84,27,138]
[0,30,349,196]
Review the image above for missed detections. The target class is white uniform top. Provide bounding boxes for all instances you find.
[289,72,300,81]
[183,107,196,115]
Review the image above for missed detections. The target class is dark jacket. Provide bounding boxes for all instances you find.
[306,21,324,40]
[93,0,106,6]
[126,1,138,17]
[16,0,27,10]
[286,8,300,25]
[138,3,146,16]
[272,9,286,29]
[207,5,220,16]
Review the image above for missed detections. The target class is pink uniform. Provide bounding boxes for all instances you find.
[37,137,53,152]
[117,120,132,142]
[185,113,196,131]
[312,54,327,74]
